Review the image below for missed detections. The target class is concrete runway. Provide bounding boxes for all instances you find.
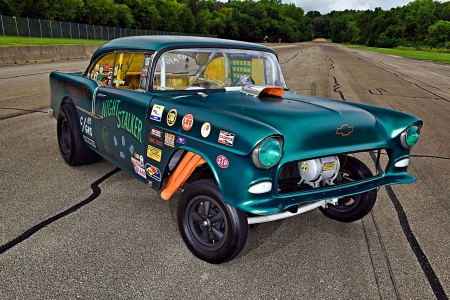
[1,42,449,299]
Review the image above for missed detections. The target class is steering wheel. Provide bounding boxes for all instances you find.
[231,75,255,86]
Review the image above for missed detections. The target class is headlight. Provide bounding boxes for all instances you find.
[252,136,283,169]
[400,122,422,149]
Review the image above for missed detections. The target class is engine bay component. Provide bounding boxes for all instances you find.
[297,156,340,188]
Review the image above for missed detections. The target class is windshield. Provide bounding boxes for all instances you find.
[152,48,286,91]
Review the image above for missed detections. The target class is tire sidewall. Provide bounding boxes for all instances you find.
[57,105,77,165]
[177,180,248,264]
[56,104,98,166]
[320,156,377,222]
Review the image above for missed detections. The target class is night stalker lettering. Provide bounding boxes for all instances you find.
[101,99,143,143]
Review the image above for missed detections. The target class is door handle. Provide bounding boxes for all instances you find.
[97,93,107,97]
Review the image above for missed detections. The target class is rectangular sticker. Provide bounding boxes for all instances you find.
[134,165,147,179]
[149,137,163,147]
[218,130,235,146]
[150,126,163,139]
[83,135,96,148]
[150,104,164,122]
[322,162,336,171]
[164,133,175,147]
[147,145,162,162]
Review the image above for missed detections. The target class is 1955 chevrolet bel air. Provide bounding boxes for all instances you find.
[48,36,422,263]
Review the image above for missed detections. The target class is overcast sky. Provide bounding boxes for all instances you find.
[287,0,422,14]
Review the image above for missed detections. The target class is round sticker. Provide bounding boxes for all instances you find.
[216,155,229,169]
[201,122,211,138]
[301,161,308,172]
[167,109,177,126]
[182,114,194,131]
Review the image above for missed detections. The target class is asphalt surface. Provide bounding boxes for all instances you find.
[1,42,449,299]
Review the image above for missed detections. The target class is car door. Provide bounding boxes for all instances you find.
[93,51,152,181]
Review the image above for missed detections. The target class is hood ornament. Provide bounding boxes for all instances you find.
[336,124,354,136]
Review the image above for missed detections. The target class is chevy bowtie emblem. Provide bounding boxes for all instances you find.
[336,124,354,136]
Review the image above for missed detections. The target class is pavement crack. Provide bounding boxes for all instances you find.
[0,71,56,80]
[332,77,347,101]
[0,168,121,255]
[368,152,448,300]
[411,154,450,161]
[356,55,450,103]
[0,107,46,120]
[369,211,401,299]
[361,218,384,300]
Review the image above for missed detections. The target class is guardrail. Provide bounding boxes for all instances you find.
[0,15,216,40]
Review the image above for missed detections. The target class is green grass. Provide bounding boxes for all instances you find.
[0,36,106,46]
[345,44,450,64]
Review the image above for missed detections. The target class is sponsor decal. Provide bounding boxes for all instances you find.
[150,126,163,139]
[134,165,147,179]
[201,122,211,138]
[131,157,141,167]
[149,137,163,147]
[145,163,162,181]
[182,114,194,131]
[83,135,96,148]
[102,99,143,143]
[218,130,235,146]
[167,109,177,126]
[336,124,354,136]
[145,57,151,66]
[150,104,164,122]
[323,162,336,171]
[216,155,229,169]
[176,136,186,145]
[68,81,90,98]
[140,76,147,89]
[301,161,308,172]
[147,145,162,162]
[164,133,175,147]
[80,116,93,137]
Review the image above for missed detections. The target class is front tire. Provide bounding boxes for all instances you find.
[177,180,248,264]
[319,156,377,222]
[57,104,98,166]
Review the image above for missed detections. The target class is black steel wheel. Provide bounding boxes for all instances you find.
[57,104,98,166]
[177,179,248,264]
[319,156,377,222]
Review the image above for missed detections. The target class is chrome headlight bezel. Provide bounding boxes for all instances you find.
[252,136,283,169]
[400,121,422,149]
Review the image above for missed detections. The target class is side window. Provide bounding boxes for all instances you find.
[90,53,115,86]
[113,53,145,90]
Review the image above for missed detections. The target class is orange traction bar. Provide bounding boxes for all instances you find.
[160,151,206,200]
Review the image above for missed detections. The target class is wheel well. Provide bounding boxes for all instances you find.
[166,149,216,184]
[61,97,73,106]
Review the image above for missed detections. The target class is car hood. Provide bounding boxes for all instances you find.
[167,89,404,161]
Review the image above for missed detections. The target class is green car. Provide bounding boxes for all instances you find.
[48,36,422,264]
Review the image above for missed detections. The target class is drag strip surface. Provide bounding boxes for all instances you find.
[1,43,449,299]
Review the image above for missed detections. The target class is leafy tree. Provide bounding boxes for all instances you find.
[426,20,450,47]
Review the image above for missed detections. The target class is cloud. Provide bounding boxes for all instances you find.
[287,0,412,14]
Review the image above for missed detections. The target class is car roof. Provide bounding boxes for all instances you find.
[91,35,276,62]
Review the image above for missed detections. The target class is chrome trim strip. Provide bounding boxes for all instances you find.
[247,199,337,224]
[76,106,103,120]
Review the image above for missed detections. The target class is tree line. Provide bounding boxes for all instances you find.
[1,0,449,47]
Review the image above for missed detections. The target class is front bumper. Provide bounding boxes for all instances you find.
[236,171,416,215]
